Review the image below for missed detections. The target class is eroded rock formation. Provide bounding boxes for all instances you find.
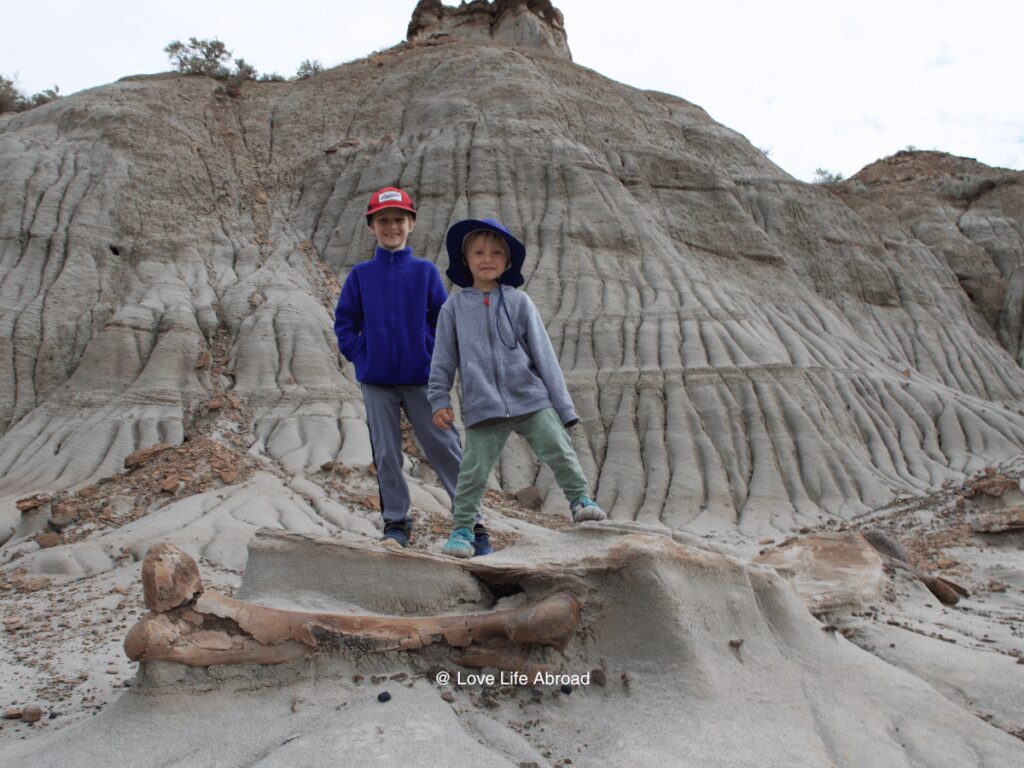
[408,0,571,59]
[841,151,1024,366]
[1,1,1023,553]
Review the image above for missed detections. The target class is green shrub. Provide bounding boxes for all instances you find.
[164,38,232,78]
[1,74,62,114]
[295,59,324,79]
[258,72,285,82]
[0,75,20,113]
[812,167,844,186]
[932,174,997,201]
[28,85,60,108]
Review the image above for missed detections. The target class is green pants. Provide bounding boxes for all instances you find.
[452,407,590,529]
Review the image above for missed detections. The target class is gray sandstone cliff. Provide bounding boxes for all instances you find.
[1,1,1023,548]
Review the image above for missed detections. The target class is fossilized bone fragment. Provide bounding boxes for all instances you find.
[125,544,580,667]
[142,543,203,612]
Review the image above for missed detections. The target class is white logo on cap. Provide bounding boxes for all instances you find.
[378,191,403,203]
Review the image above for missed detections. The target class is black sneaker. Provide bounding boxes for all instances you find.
[473,524,494,557]
[382,520,412,547]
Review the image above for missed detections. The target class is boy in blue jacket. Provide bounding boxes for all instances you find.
[428,218,606,558]
[334,188,491,555]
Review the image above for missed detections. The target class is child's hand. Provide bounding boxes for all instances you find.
[433,408,455,430]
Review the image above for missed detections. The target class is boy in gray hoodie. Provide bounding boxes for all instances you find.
[428,218,606,558]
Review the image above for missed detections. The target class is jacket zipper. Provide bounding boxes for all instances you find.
[389,253,396,375]
[484,292,511,418]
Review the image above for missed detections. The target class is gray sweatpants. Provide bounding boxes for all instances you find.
[361,382,466,526]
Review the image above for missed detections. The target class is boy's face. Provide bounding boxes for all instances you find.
[464,233,510,288]
[369,209,415,250]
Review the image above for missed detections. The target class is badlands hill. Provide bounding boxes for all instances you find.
[0,1,1021,766]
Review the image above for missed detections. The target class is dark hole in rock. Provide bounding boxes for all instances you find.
[109,245,120,255]
[472,573,525,600]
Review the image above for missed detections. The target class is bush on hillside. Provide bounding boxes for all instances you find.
[295,60,324,79]
[812,167,844,186]
[1,74,62,114]
[164,38,233,78]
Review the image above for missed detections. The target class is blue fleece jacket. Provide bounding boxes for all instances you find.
[334,246,449,385]
[428,286,579,428]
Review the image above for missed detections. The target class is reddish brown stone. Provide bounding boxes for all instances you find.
[21,705,43,723]
[125,443,174,469]
[160,476,180,493]
[34,532,60,549]
[973,476,1020,498]
[358,495,381,512]
[16,494,51,511]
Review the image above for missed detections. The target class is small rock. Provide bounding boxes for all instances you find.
[106,667,119,675]
[160,476,180,493]
[560,684,573,695]
[513,486,544,509]
[48,511,77,532]
[21,705,43,723]
[758,538,774,545]
[590,668,606,687]
[34,531,61,548]
[218,470,240,484]
[729,639,744,649]
[3,708,21,720]
[377,691,391,703]
[440,691,456,703]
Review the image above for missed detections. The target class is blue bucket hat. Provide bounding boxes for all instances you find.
[444,218,526,288]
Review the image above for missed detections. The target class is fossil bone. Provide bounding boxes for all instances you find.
[125,544,580,667]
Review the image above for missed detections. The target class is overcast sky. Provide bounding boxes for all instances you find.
[3,1,1021,181]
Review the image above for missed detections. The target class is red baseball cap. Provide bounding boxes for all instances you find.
[366,186,416,222]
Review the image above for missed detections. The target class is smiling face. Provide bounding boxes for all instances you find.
[368,209,415,251]
[464,231,510,291]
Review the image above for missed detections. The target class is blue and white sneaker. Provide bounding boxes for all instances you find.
[442,527,475,558]
[570,496,607,523]
[473,524,494,557]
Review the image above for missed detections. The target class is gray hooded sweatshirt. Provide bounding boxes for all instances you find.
[427,286,578,428]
